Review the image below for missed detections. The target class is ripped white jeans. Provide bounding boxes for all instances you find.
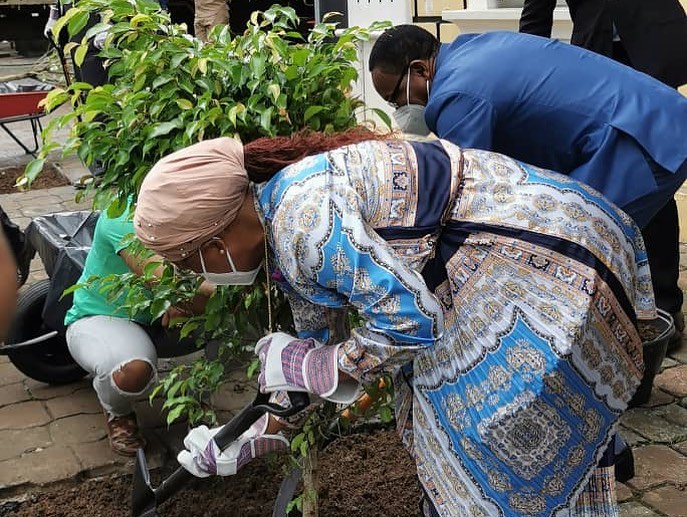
[66,316,158,418]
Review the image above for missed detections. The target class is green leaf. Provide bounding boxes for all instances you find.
[152,76,173,90]
[246,358,260,379]
[285,495,303,514]
[149,121,181,139]
[150,298,172,320]
[162,395,198,410]
[60,282,86,298]
[73,43,89,68]
[22,158,46,185]
[259,106,274,133]
[166,404,186,425]
[84,23,111,41]
[303,105,325,123]
[180,320,200,339]
[379,405,393,423]
[67,11,90,37]
[133,73,147,92]
[170,53,187,69]
[176,99,193,110]
[143,261,162,277]
[267,84,280,103]
[51,7,79,42]
[43,88,70,112]
[290,433,304,453]
[166,380,185,400]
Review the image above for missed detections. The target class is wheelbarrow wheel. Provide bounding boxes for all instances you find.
[5,280,86,384]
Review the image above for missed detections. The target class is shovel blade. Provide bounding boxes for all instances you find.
[131,448,158,517]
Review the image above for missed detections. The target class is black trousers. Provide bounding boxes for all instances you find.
[613,41,683,316]
[642,199,683,314]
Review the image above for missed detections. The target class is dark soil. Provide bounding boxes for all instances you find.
[4,429,421,517]
[638,321,662,342]
[0,164,70,195]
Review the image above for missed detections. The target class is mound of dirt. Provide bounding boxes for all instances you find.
[0,164,70,195]
[4,429,421,517]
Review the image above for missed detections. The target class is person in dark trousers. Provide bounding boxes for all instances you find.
[44,1,108,88]
[368,24,687,486]
[519,0,687,356]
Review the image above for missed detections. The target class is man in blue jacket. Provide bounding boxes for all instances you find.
[370,26,687,227]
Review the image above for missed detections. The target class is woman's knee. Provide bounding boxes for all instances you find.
[111,359,156,394]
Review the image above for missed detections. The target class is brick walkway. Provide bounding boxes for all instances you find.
[0,89,686,516]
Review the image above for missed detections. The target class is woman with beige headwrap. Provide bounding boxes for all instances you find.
[135,130,654,516]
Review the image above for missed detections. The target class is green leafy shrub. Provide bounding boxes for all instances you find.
[28,0,390,213]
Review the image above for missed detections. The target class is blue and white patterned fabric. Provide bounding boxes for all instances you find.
[254,139,655,516]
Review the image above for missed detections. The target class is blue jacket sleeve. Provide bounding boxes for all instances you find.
[427,91,496,151]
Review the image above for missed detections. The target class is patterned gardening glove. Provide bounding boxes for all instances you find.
[177,414,288,478]
[255,332,361,405]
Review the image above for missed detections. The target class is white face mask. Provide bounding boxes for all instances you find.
[393,104,431,136]
[198,238,262,286]
[393,67,431,137]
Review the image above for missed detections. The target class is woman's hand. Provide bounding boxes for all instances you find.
[161,306,191,327]
[255,332,361,404]
[177,414,288,477]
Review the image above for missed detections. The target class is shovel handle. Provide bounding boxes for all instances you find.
[212,391,309,449]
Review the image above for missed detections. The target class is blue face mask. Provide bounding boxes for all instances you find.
[198,237,262,286]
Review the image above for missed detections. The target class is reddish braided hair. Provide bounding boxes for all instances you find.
[243,127,392,182]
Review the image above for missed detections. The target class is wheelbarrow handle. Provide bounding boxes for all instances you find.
[150,391,309,507]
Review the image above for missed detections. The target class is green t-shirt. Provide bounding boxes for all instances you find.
[64,208,152,326]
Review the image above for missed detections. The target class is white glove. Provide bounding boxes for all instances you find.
[177,414,288,478]
[255,332,361,405]
[92,28,109,50]
[43,5,59,40]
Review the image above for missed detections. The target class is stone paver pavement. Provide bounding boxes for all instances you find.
[0,72,686,515]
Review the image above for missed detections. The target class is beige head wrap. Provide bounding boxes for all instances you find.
[134,137,247,261]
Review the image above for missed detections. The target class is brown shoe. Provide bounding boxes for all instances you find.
[106,413,146,457]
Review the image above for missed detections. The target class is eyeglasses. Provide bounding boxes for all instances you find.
[387,68,408,109]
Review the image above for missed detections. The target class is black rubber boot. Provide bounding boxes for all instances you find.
[614,446,636,483]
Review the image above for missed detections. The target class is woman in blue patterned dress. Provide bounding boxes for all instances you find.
[134,132,655,516]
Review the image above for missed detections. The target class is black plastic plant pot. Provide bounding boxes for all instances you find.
[629,308,675,408]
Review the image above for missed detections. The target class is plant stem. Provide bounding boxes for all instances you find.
[302,445,319,517]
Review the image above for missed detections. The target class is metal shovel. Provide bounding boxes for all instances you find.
[132,391,309,517]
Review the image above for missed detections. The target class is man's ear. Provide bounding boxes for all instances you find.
[409,59,432,79]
